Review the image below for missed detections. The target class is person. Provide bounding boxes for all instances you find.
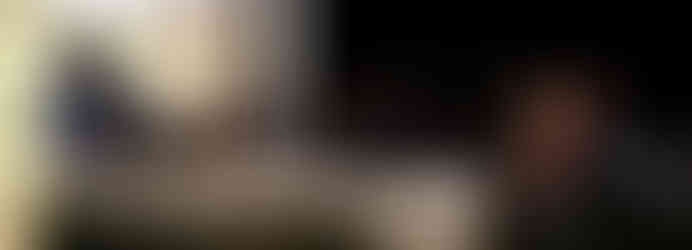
[56,1,359,250]
[490,52,634,250]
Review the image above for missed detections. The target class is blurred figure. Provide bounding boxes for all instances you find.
[500,65,608,209]
[491,53,631,250]
[54,1,357,250]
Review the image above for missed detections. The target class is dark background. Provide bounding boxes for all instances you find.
[326,1,692,147]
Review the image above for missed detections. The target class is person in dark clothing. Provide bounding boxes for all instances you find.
[489,52,667,250]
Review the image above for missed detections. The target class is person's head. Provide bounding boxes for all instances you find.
[60,0,309,132]
[491,51,631,187]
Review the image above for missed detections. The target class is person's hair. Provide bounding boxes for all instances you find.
[481,49,634,141]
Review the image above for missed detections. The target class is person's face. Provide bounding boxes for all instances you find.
[504,74,607,178]
[118,1,264,123]
[517,88,600,160]
[56,0,300,127]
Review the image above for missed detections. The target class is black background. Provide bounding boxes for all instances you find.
[328,2,692,145]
